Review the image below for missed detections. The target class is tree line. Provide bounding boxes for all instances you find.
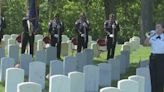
[1,0,164,43]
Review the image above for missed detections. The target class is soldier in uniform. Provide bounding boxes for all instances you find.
[21,17,35,56]
[48,14,64,59]
[104,14,120,60]
[145,21,164,92]
[75,13,91,52]
[0,15,6,44]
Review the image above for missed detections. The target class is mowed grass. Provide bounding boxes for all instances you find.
[0,45,150,92]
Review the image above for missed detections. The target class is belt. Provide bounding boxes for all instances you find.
[151,53,164,56]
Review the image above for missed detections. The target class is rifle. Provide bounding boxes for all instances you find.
[27,20,33,36]
[57,23,61,43]
[83,22,87,43]
[0,17,2,31]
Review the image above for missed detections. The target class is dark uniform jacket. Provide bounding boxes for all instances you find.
[75,19,90,42]
[48,19,64,42]
[104,20,120,42]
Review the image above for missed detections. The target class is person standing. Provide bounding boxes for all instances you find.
[21,17,35,56]
[145,21,164,92]
[75,13,91,52]
[48,14,64,59]
[0,15,6,44]
[104,14,120,60]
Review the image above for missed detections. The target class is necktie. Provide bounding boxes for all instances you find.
[156,36,161,39]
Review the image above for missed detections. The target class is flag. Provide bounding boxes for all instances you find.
[28,0,40,32]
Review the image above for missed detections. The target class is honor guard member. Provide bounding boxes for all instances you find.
[104,14,120,60]
[48,14,64,59]
[21,17,35,56]
[0,15,6,44]
[75,13,91,52]
[145,21,164,92]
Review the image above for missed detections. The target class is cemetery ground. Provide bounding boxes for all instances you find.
[0,45,150,92]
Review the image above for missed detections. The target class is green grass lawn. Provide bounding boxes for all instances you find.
[0,45,150,92]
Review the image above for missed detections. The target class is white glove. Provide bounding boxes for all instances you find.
[112,24,116,29]
[83,23,87,27]
[115,21,118,25]
[81,34,85,37]
[146,30,156,38]
[110,34,114,38]
[54,34,59,38]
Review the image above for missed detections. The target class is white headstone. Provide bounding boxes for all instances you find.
[8,45,19,64]
[29,62,46,89]
[118,79,139,92]
[5,68,24,92]
[0,57,15,82]
[138,60,149,67]
[108,58,120,81]
[121,44,130,51]
[120,51,130,70]
[119,51,126,74]
[17,82,42,92]
[63,56,77,75]
[11,34,18,40]
[0,40,6,49]
[37,40,44,51]
[136,67,151,92]
[2,35,10,49]
[49,75,71,92]
[46,46,57,64]
[68,72,85,92]
[100,87,122,92]
[62,35,70,43]
[20,54,32,76]
[8,38,16,46]
[91,43,100,57]
[76,52,87,72]
[0,48,5,58]
[83,65,99,92]
[128,75,145,92]
[35,34,43,42]
[98,63,112,87]
[50,60,63,76]
[35,51,46,64]
[61,43,69,56]
[3,35,10,40]
[84,49,94,65]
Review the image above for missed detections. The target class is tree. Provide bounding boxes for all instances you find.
[103,0,116,19]
[140,0,154,44]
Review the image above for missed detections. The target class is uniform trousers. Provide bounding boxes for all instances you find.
[51,35,61,59]
[149,53,164,92]
[21,32,34,56]
[107,36,116,60]
[77,36,88,52]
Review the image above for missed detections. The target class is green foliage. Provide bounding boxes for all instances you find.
[2,0,164,43]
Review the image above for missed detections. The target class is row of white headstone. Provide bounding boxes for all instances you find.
[100,61,151,92]
[128,36,141,51]
[5,65,148,92]
[2,48,131,92]
[100,74,145,92]
[1,34,141,57]
[0,34,143,92]
[1,34,71,56]
[1,42,132,91]
[1,34,95,57]
[91,36,140,57]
